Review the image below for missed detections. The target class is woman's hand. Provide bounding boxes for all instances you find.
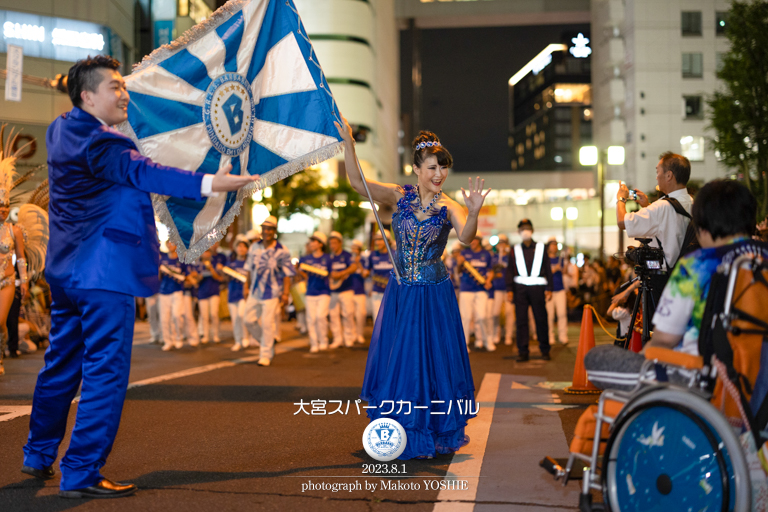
[461,176,491,217]
[20,283,29,302]
[334,117,355,146]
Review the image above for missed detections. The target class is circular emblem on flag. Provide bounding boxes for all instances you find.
[203,72,256,157]
[363,418,407,461]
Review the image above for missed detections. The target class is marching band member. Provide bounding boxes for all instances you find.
[456,236,494,351]
[505,219,553,362]
[488,234,514,346]
[367,231,394,325]
[244,216,294,366]
[220,238,249,351]
[195,249,223,344]
[545,239,569,346]
[158,242,186,351]
[328,231,358,348]
[180,260,200,347]
[350,239,368,344]
[298,232,332,352]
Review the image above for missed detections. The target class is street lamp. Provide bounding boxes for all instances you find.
[579,145,624,260]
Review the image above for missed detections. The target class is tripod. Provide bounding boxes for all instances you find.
[615,267,664,349]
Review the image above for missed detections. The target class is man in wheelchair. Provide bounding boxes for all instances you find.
[548,180,768,512]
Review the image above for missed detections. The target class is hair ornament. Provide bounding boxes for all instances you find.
[416,141,441,151]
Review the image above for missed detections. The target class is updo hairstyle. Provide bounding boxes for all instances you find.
[412,131,453,169]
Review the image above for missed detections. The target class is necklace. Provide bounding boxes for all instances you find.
[415,186,442,214]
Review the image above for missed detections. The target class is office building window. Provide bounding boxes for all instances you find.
[716,11,728,35]
[681,136,705,161]
[682,53,703,78]
[684,96,703,119]
[682,11,702,36]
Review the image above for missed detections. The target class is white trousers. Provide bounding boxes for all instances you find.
[329,290,356,346]
[353,293,367,341]
[487,290,515,343]
[198,295,221,341]
[371,291,384,326]
[245,296,279,361]
[159,291,184,346]
[546,289,569,344]
[182,294,199,344]
[228,299,246,345]
[275,304,282,341]
[305,294,331,350]
[146,294,162,342]
[460,291,490,348]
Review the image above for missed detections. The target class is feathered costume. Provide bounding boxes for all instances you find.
[0,125,49,372]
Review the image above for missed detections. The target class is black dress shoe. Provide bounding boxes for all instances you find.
[541,353,551,361]
[59,478,137,499]
[516,354,529,362]
[21,465,55,480]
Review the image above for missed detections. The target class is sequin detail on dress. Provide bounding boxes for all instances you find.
[391,185,452,285]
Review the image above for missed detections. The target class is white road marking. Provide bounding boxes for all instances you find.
[433,372,501,512]
[0,406,32,423]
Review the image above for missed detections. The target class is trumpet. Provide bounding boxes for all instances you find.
[463,261,486,285]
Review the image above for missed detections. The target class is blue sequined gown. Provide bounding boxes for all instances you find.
[361,185,476,459]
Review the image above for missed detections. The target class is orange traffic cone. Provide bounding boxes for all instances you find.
[565,306,601,395]
[628,331,643,353]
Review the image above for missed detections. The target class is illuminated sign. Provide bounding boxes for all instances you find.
[0,10,112,62]
[569,33,591,59]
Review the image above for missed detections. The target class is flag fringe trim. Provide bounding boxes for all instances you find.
[155,140,344,263]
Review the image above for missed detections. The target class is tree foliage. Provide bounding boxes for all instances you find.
[329,179,368,239]
[259,168,329,219]
[707,0,768,221]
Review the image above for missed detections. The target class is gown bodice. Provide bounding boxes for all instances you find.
[391,185,452,285]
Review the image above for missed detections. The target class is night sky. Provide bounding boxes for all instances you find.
[400,23,590,173]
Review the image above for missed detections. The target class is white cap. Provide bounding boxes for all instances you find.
[329,231,343,241]
[310,231,327,246]
[261,215,278,228]
[246,228,261,241]
[352,239,364,249]
[451,241,463,252]
[497,233,509,243]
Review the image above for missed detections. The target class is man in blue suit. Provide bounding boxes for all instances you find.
[21,55,257,498]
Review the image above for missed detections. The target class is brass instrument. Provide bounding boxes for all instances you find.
[462,261,486,285]
[159,264,186,283]
[220,265,247,283]
[300,262,329,277]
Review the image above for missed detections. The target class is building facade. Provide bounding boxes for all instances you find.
[591,0,731,192]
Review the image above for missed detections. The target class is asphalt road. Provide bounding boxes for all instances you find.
[0,317,614,511]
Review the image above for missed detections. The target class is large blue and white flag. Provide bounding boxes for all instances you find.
[118,0,342,262]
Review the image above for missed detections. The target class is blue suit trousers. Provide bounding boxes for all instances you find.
[23,285,135,490]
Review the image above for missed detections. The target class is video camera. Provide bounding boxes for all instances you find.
[624,238,666,274]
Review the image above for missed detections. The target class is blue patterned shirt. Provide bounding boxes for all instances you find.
[245,240,295,300]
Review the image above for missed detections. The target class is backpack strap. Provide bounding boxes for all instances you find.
[662,196,692,219]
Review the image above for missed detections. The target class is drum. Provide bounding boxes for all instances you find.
[602,387,750,512]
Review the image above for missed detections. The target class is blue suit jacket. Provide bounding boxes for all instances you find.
[45,107,205,297]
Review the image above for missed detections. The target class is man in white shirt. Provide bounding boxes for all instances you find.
[616,151,693,309]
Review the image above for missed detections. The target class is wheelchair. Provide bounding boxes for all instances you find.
[542,254,768,512]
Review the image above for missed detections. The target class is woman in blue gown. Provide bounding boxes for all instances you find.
[336,119,490,459]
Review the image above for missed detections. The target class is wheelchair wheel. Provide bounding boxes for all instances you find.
[602,388,750,512]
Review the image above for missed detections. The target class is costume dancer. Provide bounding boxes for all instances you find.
[337,118,489,459]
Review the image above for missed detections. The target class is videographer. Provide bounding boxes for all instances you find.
[585,179,768,390]
[616,152,693,309]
